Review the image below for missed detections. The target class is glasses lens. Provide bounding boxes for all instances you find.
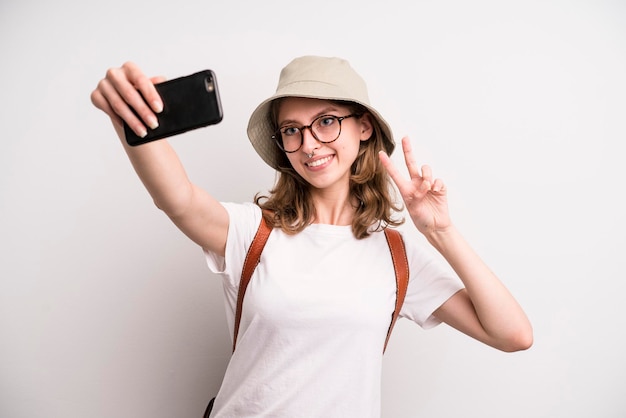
[276,126,302,152]
[312,116,340,143]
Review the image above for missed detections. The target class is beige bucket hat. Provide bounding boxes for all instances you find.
[247,56,395,170]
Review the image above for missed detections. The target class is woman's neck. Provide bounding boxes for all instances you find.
[310,188,357,226]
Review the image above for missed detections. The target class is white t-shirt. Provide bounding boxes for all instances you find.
[205,202,463,418]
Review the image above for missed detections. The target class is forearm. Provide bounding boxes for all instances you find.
[114,123,193,217]
[91,63,229,254]
[111,123,228,255]
[426,225,533,348]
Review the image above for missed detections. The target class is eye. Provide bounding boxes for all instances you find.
[317,116,337,128]
[281,126,300,136]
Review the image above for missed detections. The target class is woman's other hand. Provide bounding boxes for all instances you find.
[379,136,452,236]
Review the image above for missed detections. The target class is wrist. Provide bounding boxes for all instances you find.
[424,224,460,252]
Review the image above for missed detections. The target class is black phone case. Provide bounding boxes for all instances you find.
[124,69,223,146]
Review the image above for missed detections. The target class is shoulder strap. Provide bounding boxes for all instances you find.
[232,216,409,354]
[232,211,273,352]
[382,228,409,353]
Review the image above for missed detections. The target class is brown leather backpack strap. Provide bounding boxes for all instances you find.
[383,228,409,353]
[232,216,408,354]
[232,210,273,352]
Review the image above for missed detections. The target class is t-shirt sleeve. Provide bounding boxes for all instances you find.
[399,231,465,329]
[203,202,263,289]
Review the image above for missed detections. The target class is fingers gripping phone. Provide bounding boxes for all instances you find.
[124,70,223,146]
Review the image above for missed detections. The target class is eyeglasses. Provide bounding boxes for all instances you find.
[272,114,360,153]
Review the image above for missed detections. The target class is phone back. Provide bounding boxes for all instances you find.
[125,69,223,146]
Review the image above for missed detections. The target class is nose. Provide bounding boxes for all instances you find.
[301,127,320,155]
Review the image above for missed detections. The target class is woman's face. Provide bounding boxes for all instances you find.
[276,97,372,193]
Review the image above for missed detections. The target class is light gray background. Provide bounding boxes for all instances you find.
[1,1,625,417]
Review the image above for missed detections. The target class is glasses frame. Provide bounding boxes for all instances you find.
[271,113,360,153]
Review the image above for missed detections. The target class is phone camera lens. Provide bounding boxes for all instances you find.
[204,77,215,93]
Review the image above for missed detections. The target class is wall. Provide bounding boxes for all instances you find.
[1,1,625,417]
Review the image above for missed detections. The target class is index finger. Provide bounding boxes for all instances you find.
[378,150,406,189]
[400,136,422,178]
[119,61,163,114]
[108,64,159,121]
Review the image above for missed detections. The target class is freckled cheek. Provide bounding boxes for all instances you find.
[338,142,360,161]
[287,156,302,170]
[284,154,302,172]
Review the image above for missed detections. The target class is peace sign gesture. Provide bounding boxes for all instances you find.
[379,136,452,236]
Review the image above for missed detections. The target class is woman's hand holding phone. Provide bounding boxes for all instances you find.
[91,62,164,140]
[91,62,223,146]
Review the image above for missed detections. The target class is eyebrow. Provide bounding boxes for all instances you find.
[278,106,342,127]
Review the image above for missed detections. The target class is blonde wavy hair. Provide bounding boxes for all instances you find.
[254,100,404,239]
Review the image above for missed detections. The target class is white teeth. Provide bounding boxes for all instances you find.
[308,156,332,167]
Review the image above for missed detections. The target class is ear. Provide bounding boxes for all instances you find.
[359,113,374,141]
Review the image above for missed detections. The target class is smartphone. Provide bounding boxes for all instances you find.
[124,69,223,146]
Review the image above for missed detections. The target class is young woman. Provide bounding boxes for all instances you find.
[91,56,532,417]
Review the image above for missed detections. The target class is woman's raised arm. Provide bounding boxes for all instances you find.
[380,136,533,352]
[90,62,229,256]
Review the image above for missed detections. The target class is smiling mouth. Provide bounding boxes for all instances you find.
[306,155,333,168]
